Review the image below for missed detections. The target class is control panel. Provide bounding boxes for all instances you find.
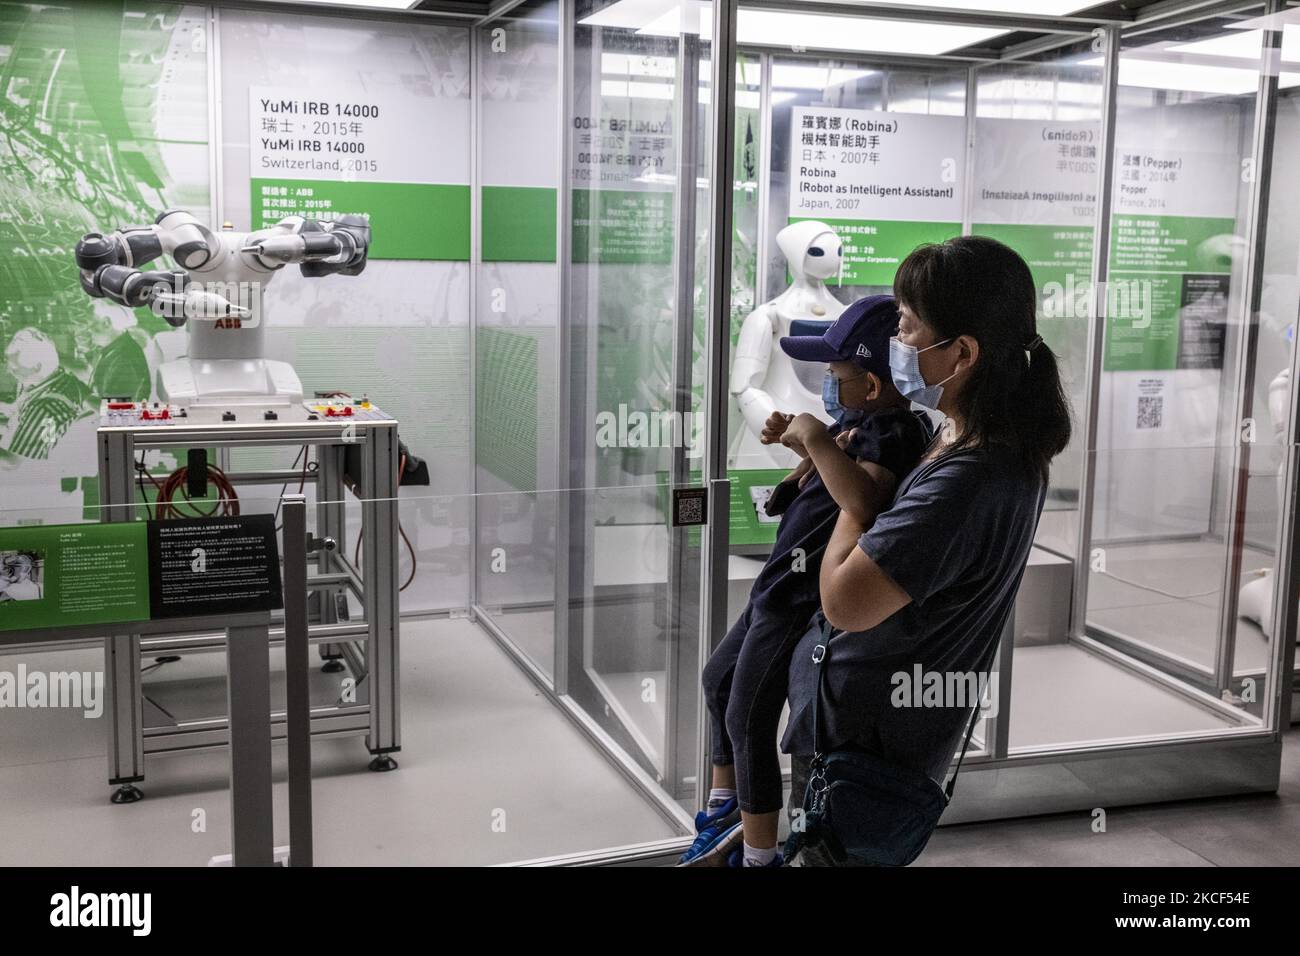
[99,399,189,427]
[100,397,394,428]
[302,397,391,422]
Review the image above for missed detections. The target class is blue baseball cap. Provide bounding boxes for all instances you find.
[778,294,899,383]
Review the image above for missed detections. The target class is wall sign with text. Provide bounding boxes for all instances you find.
[788,106,964,286]
[248,86,470,260]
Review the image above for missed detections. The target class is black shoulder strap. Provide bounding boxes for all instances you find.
[809,618,834,762]
[942,635,1003,801]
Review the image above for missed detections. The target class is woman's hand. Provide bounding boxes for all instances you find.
[760,411,794,445]
[779,412,826,458]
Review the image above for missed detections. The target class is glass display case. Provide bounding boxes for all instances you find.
[1,0,1297,866]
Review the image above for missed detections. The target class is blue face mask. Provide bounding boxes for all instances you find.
[888,337,956,410]
[822,370,868,428]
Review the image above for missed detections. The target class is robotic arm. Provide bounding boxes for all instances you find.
[74,210,371,327]
[75,210,246,327]
[241,214,370,277]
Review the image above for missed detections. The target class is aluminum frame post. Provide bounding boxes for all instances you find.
[362,422,401,758]
[697,0,739,809]
[1211,0,1283,696]
[281,494,313,867]
[1069,24,1121,641]
[226,620,274,866]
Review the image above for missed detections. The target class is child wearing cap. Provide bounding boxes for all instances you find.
[679,295,933,868]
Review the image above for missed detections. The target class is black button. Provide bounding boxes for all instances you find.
[222,411,236,421]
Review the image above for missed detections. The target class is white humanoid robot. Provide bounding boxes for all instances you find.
[730,220,845,469]
[74,209,370,407]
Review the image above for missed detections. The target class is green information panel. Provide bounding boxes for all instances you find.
[1105,214,1233,372]
[482,185,557,263]
[788,217,960,287]
[972,222,1094,355]
[0,523,150,632]
[572,189,674,264]
[727,468,794,548]
[250,179,470,260]
[0,516,283,634]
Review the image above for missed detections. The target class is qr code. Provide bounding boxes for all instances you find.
[674,491,706,526]
[1137,395,1163,429]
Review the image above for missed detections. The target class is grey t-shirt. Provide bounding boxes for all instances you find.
[781,441,1046,783]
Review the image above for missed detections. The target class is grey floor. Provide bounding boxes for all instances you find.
[0,618,680,866]
[1,609,1294,867]
[918,723,1300,867]
[1008,644,1237,749]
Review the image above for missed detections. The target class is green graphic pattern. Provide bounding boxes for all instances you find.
[476,328,539,491]
[0,0,210,502]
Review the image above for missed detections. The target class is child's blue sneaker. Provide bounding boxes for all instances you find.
[677,811,743,867]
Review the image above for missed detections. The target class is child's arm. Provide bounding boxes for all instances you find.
[780,413,897,524]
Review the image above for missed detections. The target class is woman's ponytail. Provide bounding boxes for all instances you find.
[1013,336,1072,481]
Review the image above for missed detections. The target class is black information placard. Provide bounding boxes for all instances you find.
[1176,273,1229,370]
[146,515,282,620]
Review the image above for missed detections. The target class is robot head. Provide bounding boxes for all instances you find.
[776,220,842,283]
[5,329,59,387]
[1,553,34,583]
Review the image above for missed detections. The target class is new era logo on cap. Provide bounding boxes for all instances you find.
[856,344,872,359]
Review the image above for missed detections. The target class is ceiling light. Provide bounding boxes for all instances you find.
[252,0,420,9]
[782,0,1099,13]
[582,2,1002,54]
[1168,27,1300,62]
[771,64,875,90]
[1082,53,1258,96]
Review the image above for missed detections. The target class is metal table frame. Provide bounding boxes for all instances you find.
[96,413,401,798]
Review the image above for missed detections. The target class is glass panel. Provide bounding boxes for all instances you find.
[218,6,475,615]
[716,50,972,793]
[563,0,717,805]
[1076,9,1281,742]
[1240,13,1300,727]
[971,41,1103,558]
[967,39,1104,755]
[474,0,562,682]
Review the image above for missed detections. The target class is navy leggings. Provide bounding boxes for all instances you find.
[702,602,815,814]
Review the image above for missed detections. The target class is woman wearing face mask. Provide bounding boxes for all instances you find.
[780,235,1073,866]
[680,296,933,867]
